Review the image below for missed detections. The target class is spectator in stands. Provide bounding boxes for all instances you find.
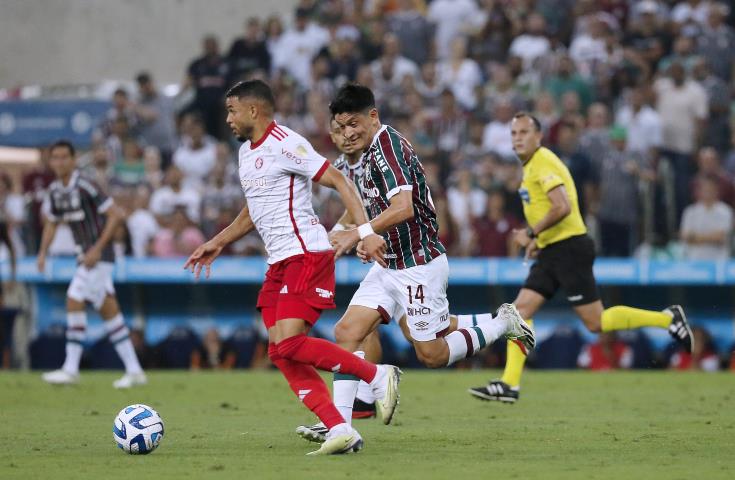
[658,35,699,74]
[370,33,419,94]
[615,85,663,162]
[106,116,137,164]
[482,100,515,159]
[471,188,522,257]
[21,148,54,253]
[697,3,735,82]
[691,147,735,206]
[545,55,594,112]
[143,146,163,190]
[151,205,205,258]
[150,165,201,225]
[172,115,217,192]
[579,102,611,167]
[483,64,528,114]
[469,0,513,64]
[201,151,242,237]
[554,119,598,218]
[126,185,159,259]
[271,7,329,89]
[437,37,482,111]
[669,326,720,371]
[509,12,551,71]
[186,35,229,139]
[596,126,652,256]
[426,89,467,156]
[227,17,271,84]
[386,0,434,66]
[103,88,139,137]
[725,127,735,176]
[135,72,177,167]
[577,332,633,370]
[569,15,609,80]
[427,0,483,60]
[325,29,360,84]
[112,139,146,187]
[457,116,489,168]
[415,61,444,109]
[655,61,708,217]
[263,15,284,60]
[692,58,731,153]
[191,328,236,370]
[447,168,487,256]
[680,175,733,260]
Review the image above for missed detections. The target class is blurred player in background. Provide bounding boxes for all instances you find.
[0,195,17,311]
[38,140,146,389]
[184,80,399,455]
[469,113,693,403]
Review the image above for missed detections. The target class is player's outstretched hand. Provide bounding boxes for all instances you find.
[362,234,387,268]
[184,240,224,280]
[330,229,360,259]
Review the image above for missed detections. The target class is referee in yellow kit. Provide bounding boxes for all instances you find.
[469,113,693,403]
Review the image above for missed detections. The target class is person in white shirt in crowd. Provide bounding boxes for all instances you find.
[671,0,714,27]
[614,85,663,162]
[680,175,733,260]
[271,7,329,89]
[369,33,419,91]
[569,15,609,79]
[437,37,483,110]
[482,100,515,160]
[149,165,202,225]
[509,12,552,71]
[447,168,487,256]
[173,115,217,192]
[427,0,483,60]
[126,184,159,259]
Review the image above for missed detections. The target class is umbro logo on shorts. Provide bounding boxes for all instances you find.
[414,321,429,330]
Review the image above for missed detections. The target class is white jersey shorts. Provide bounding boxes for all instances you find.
[349,254,450,341]
[67,261,115,309]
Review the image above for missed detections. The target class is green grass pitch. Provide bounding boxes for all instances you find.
[1,370,733,479]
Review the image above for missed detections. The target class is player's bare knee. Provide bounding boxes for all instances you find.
[414,342,447,369]
[333,319,365,348]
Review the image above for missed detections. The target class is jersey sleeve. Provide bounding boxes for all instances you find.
[536,157,565,194]
[378,131,414,200]
[79,178,113,213]
[41,193,59,223]
[278,138,329,181]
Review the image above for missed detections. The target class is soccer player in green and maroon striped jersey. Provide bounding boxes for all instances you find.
[295,84,535,444]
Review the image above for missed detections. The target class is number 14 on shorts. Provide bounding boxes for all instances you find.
[407,284,425,304]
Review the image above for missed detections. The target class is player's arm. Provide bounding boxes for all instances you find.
[0,223,16,281]
[82,203,124,268]
[318,165,385,259]
[37,198,59,273]
[514,185,571,248]
[184,203,255,279]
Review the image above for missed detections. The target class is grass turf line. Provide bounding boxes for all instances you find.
[0,370,733,480]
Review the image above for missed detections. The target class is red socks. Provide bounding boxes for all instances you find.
[276,334,378,383]
[267,343,343,429]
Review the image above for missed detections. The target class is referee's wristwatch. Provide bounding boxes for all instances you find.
[526,226,537,239]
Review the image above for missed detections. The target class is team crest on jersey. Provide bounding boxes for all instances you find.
[255,157,263,169]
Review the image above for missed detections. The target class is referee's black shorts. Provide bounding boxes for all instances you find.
[523,234,600,306]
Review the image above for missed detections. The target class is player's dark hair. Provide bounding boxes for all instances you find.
[226,80,275,109]
[513,111,542,132]
[49,139,75,157]
[329,83,376,116]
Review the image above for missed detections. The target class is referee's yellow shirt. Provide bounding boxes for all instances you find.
[518,147,586,248]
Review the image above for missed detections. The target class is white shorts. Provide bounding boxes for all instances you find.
[349,254,450,341]
[67,262,116,310]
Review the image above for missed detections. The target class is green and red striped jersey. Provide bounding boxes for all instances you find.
[359,124,445,270]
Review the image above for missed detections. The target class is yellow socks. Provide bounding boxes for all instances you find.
[601,306,671,332]
[501,318,532,388]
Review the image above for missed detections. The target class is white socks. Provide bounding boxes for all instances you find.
[62,311,86,374]
[333,350,365,425]
[105,313,143,375]
[356,380,376,404]
[445,313,507,366]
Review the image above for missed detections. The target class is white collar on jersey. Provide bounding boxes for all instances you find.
[368,124,388,150]
[59,169,80,191]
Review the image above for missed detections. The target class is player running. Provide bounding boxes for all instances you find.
[469,113,693,403]
[296,84,535,444]
[39,140,146,389]
[184,80,399,456]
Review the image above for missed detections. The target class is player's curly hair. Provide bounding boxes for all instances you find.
[329,83,375,116]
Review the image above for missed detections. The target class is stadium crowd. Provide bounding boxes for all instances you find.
[2,0,735,261]
[4,0,735,372]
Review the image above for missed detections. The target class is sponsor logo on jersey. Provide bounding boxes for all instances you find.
[241,178,268,188]
[518,187,530,204]
[315,288,333,299]
[363,187,381,198]
[60,210,85,222]
[281,148,304,164]
[407,306,432,317]
[375,152,390,173]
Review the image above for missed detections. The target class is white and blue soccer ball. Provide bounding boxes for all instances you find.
[113,404,165,454]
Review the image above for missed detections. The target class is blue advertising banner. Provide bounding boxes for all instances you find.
[0,100,109,148]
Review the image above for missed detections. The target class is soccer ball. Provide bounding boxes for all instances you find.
[113,404,165,454]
